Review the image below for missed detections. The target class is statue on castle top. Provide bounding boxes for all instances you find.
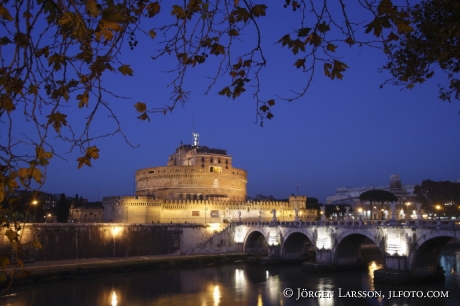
[193,133,199,147]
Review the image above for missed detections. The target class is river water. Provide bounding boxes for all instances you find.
[1,246,460,306]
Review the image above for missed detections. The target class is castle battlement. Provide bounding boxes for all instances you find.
[101,138,310,224]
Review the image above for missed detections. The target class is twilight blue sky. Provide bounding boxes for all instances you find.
[11,2,460,203]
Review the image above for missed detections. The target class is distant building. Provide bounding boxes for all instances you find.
[68,204,103,223]
[326,175,416,205]
[326,175,417,220]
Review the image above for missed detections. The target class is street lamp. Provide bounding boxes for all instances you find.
[405,202,411,220]
[204,204,208,223]
[32,200,38,222]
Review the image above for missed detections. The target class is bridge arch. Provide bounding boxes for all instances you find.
[243,228,268,254]
[332,230,385,265]
[408,232,457,275]
[280,230,315,259]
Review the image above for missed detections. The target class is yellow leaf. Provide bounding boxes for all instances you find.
[149,29,156,39]
[17,168,29,179]
[146,2,161,17]
[118,65,134,76]
[46,112,68,133]
[86,146,100,159]
[0,256,10,270]
[0,4,14,21]
[134,102,146,113]
[77,156,90,169]
[5,229,17,243]
[31,168,43,183]
[77,91,89,108]
[86,0,100,18]
[137,112,150,121]
[33,240,42,249]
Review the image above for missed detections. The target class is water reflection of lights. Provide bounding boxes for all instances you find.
[266,271,269,279]
[257,293,263,306]
[368,261,382,279]
[317,279,334,306]
[213,285,221,306]
[235,269,245,288]
[111,290,118,306]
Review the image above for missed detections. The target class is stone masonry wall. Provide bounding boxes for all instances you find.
[0,224,183,261]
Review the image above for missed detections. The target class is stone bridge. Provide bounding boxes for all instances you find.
[233,219,460,283]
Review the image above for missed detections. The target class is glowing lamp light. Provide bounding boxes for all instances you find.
[268,235,278,246]
[111,227,122,237]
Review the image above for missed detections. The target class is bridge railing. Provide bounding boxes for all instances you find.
[235,219,460,229]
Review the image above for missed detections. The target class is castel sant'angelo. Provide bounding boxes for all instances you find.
[102,134,315,223]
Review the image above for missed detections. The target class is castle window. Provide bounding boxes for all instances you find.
[226,160,228,164]
[210,158,213,163]
[218,158,221,163]
[201,157,204,162]
[201,164,204,168]
[226,166,228,169]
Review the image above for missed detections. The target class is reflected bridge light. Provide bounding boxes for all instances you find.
[111,290,118,306]
[213,285,221,306]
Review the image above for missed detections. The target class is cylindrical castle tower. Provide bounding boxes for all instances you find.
[135,143,247,201]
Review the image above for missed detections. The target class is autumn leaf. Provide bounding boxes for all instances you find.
[0,4,14,21]
[294,59,306,69]
[77,91,89,108]
[137,112,150,121]
[149,29,156,39]
[228,29,239,36]
[0,256,10,270]
[77,146,100,169]
[134,102,146,113]
[260,105,269,112]
[218,87,232,97]
[251,4,267,17]
[267,99,275,106]
[86,146,100,159]
[118,64,134,76]
[86,0,100,18]
[5,229,17,243]
[326,43,337,52]
[146,2,161,17]
[297,27,311,37]
[47,112,67,133]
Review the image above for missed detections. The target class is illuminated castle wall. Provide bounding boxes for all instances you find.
[102,135,315,224]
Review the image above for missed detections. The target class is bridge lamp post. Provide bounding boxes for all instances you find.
[405,202,411,220]
[435,205,441,219]
[204,205,208,224]
[32,200,38,222]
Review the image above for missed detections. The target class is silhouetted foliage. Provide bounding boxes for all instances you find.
[414,180,460,216]
[359,189,398,210]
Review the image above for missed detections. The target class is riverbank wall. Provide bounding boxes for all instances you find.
[1,254,249,288]
[0,223,239,262]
